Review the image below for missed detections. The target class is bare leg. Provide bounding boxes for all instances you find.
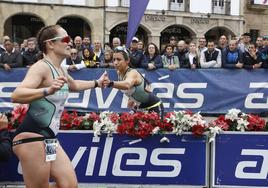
[50,145,78,188]
[13,141,50,188]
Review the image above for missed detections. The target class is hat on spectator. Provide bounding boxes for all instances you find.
[132,37,139,42]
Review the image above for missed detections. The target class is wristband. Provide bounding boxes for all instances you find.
[94,80,98,88]
[43,88,49,97]
[107,81,114,88]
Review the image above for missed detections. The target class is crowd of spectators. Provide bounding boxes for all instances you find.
[1,32,268,71]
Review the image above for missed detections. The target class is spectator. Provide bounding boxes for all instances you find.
[218,35,228,51]
[93,40,104,63]
[82,36,93,50]
[13,42,20,52]
[238,33,251,53]
[200,41,222,68]
[198,37,207,54]
[256,36,264,51]
[112,37,121,50]
[162,44,180,70]
[242,43,263,69]
[169,36,178,52]
[222,40,243,69]
[129,37,144,68]
[0,39,23,70]
[20,39,28,53]
[137,40,144,52]
[104,42,112,51]
[141,43,163,70]
[22,37,40,67]
[0,35,10,56]
[184,42,200,69]
[83,48,100,68]
[175,40,188,65]
[0,113,12,161]
[74,36,83,57]
[261,36,268,68]
[101,50,114,68]
[62,48,85,71]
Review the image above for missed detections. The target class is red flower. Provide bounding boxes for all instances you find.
[192,124,206,137]
[11,104,28,124]
[213,115,229,131]
[247,114,266,131]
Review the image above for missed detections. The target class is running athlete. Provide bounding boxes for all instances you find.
[11,25,105,188]
[103,46,164,118]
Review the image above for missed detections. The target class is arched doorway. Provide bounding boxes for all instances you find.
[160,25,194,50]
[109,22,148,46]
[4,14,45,44]
[205,27,235,43]
[56,16,91,39]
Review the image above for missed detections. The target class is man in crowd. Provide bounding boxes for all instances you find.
[61,48,85,71]
[200,41,222,68]
[0,36,10,56]
[222,40,243,69]
[218,35,228,51]
[198,36,207,54]
[112,37,121,50]
[0,39,23,70]
[74,36,83,57]
[22,37,40,67]
[129,37,144,68]
[238,33,251,53]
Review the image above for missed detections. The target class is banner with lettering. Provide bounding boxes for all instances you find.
[1,68,268,114]
[0,131,208,186]
[212,132,268,187]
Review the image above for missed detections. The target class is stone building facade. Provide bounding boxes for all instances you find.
[0,0,246,48]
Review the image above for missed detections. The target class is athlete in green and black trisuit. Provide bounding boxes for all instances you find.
[103,46,164,118]
[13,60,68,140]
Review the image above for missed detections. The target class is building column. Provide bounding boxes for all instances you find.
[148,34,161,49]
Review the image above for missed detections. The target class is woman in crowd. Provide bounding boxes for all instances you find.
[11,25,106,188]
[83,47,100,68]
[141,42,163,70]
[162,44,180,70]
[183,42,200,69]
[101,49,114,68]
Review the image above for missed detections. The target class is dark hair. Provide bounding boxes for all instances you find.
[242,33,251,37]
[36,25,61,54]
[144,42,159,56]
[164,44,174,51]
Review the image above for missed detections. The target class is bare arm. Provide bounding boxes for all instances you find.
[67,71,108,92]
[12,61,67,103]
[12,62,48,103]
[107,70,140,90]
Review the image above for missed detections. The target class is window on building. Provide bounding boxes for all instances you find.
[121,0,129,7]
[170,0,186,11]
[219,0,224,7]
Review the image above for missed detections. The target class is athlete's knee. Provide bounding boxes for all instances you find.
[56,178,78,188]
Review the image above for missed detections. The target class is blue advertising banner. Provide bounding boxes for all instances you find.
[1,68,268,113]
[0,131,208,186]
[212,132,268,187]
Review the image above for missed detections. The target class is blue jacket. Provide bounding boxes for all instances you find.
[222,47,243,68]
[141,54,163,70]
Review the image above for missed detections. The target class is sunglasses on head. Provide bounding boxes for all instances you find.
[114,46,129,55]
[44,36,71,43]
[71,52,77,55]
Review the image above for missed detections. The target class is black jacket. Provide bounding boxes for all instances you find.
[0,129,12,161]
[22,49,40,66]
[0,50,23,68]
